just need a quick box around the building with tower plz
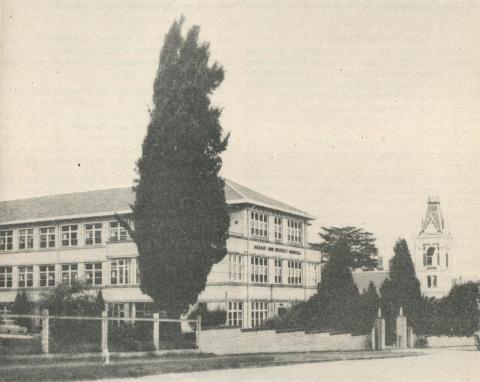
[414,196,453,298]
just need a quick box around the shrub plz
[188,303,226,328]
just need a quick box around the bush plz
[188,303,226,328]
[415,336,428,348]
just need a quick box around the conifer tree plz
[128,17,230,317]
[380,239,422,341]
[358,281,380,333]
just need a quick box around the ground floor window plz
[227,302,243,327]
[135,303,153,318]
[85,262,102,286]
[61,264,78,285]
[0,304,11,318]
[251,301,268,328]
[427,275,438,288]
[0,266,13,288]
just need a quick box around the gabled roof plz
[0,179,312,225]
[419,196,445,235]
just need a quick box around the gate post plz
[41,309,49,354]
[153,313,160,351]
[196,315,202,349]
[373,307,385,350]
[396,307,407,349]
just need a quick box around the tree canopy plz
[126,17,230,317]
[313,226,379,270]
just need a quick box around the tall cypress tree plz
[131,18,229,317]
[380,239,422,341]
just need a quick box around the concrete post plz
[396,307,407,349]
[41,309,49,354]
[373,307,385,350]
[407,326,415,348]
[196,315,202,349]
[101,311,108,352]
[153,313,160,351]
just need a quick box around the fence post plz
[101,310,109,364]
[41,309,49,354]
[153,313,160,351]
[196,315,202,349]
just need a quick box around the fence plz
[0,310,201,356]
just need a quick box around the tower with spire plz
[414,196,453,298]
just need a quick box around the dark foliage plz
[12,291,33,331]
[380,239,422,342]
[188,303,226,328]
[358,282,380,334]
[313,227,379,270]
[122,17,229,318]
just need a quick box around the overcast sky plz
[1,1,479,279]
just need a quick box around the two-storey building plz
[0,179,321,328]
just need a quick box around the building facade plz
[413,196,453,298]
[0,180,321,328]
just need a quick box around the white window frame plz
[18,266,34,288]
[85,262,102,286]
[250,256,268,283]
[0,230,13,251]
[274,217,283,240]
[85,223,102,245]
[287,220,303,244]
[251,301,268,328]
[39,265,55,287]
[61,225,78,247]
[61,263,78,285]
[40,226,56,249]
[250,211,268,238]
[135,303,153,318]
[110,258,131,285]
[18,228,34,250]
[109,221,128,242]
[288,260,303,285]
[227,301,243,327]
[274,259,282,284]
[0,266,13,288]
[228,254,244,281]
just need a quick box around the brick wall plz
[199,328,369,355]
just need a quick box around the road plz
[102,347,479,382]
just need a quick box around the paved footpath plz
[100,347,479,382]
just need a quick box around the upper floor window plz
[85,223,102,245]
[85,262,102,286]
[0,230,13,251]
[274,259,282,284]
[423,245,439,267]
[18,266,34,288]
[110,258,131,285]
[0,266,12,288]
[39,265,55,287]
[250,212,268,238]
[287,220,303,244]
[250,256,268,283]
[109,221,128,242]
[287,260,303,285]
[274,217,282,240]
[61,264,78,285]
[61,225,78,247]
[228,254,243,281]
[40,227,56,248]
[19,229,34,250]
[427,275,438,288]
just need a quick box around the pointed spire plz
[419,196,445,234]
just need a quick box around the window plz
[110,258,131,285]
[288,261,303,285]
[109,221,128,242]
[424,244,440,267]
[227,302,243,327]
[0,230,13,251]
[18,266,33,288]
[250,211,268,238]
[85,263,102,286]
[250,256,268,283]
[61,225,78,247]
[287,220,303,244]
[110,303,126,326]
[251,301,268,328]
[40,265,55,287]
[274,259,282,284]
[0,267,12,288]
[228,254,243,281]
[274,217,282,240]
[135,303,153,318]
[427,275,438,289]
[40,227,56,248]
[308,263,321,286]
[85,223,102,245]
[61,264,78,285]
[18,229,34,250]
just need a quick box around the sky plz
[1,1,479,279]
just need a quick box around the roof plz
[419,196,445,235]
[352,271,389,293]
[0,179,312,225]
